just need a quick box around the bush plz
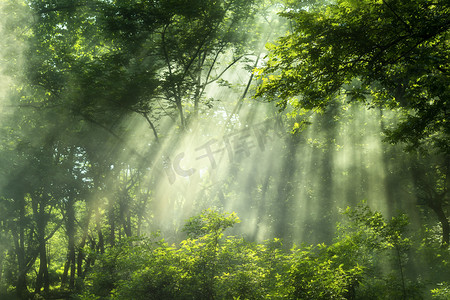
[80,205,435,300]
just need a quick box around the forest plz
[0,0,449,299]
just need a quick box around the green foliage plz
[342,202,411,251]
[81,234,182,300]
[255,0,450,153]
[1,1,450,299]
[286,244,363,299]
[432,282,450,300]
[80,205,440,300]
[183,209,240,238]
[335,202,426,300]
[81,210,243,300]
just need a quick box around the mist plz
[0,0,448,299]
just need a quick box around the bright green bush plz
[432,282,450,300]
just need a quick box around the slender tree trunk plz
[76,239,85,279]
[0,249,3,286]
[16,194,28,298]
[35,201,49,294]
[77,207,92,279]
[109,203,116,247]
[192,66,203,121]
[97,215,105,254]
[11,228,27,298]
[61,259,69,287]
[61,246,76,289]
[76,230,89,279]
[225,50,267,128]
[61,193,76,289]
[176,96,186,130]
[143,112,159,143]
[82,239,96,278]
[35,238,49,293]
[125,214,132,238]
[18,219,26,296]
[394,244,407,300]
[136,190,150,237]
[68,198,76,289]
[120,192,132,238]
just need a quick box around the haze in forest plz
[0,0,449,299]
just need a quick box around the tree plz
[409,154,450,248]
[254,0,450,248]
[98,0,259,132]
[255,0,450,154]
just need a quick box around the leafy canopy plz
[255,0,450,153]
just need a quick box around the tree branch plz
[205,54,246,85]
[142,112,159,143]
[381,0,412,34]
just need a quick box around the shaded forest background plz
[0,0,449,299]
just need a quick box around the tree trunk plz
[430,203,450,248]
[16,271,27,299]
[16,195,28,298]
[0,249,3,286]
[69,196,77,288]
[35,239,49,293]
[176,97,186,130]
[12,228,27,299]
[109,203,116,247]
[125,214,132,238]
[76,240,85,279]
[120,194,132,238]
[35,201,49,294]
[61,193,77,289]
[97,218,105,254]
[11,231,38,298]
[61,260,69,288]
[77,206,92,279]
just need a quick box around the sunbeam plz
[0,1,449,298]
